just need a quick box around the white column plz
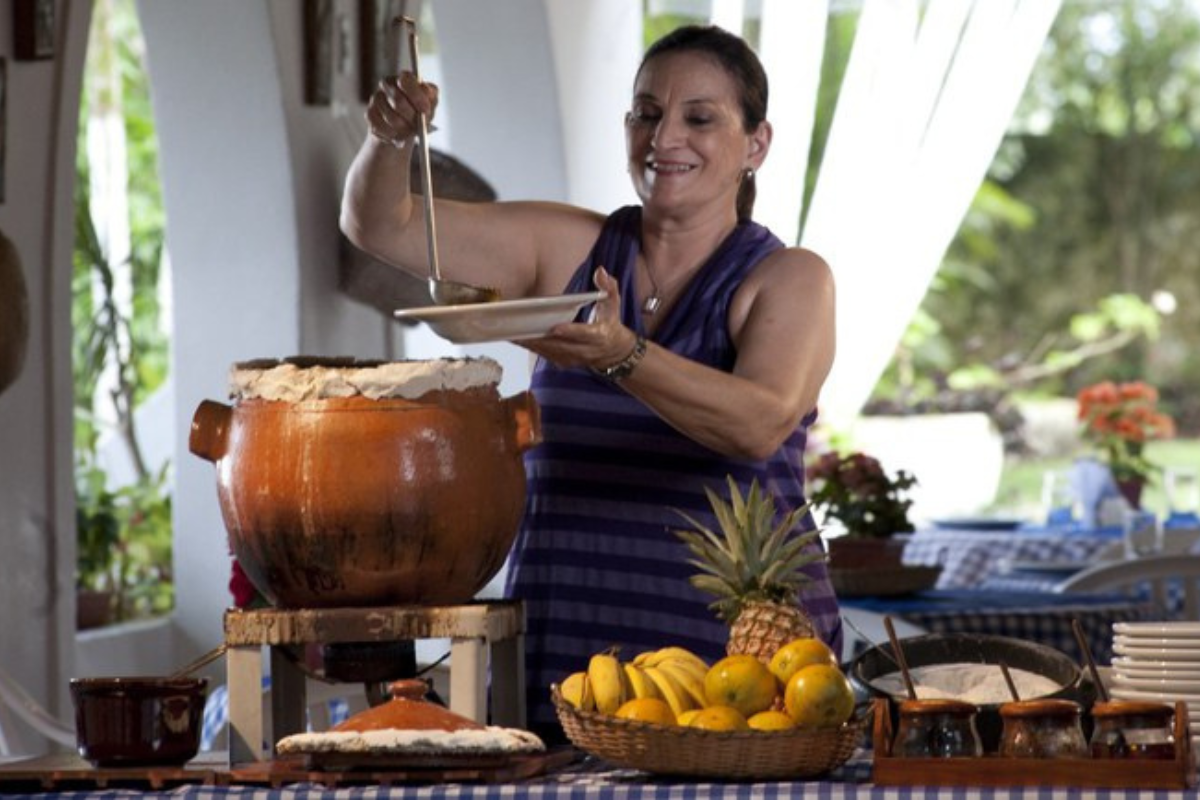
[756,0,829,245]
[543,0,643,212]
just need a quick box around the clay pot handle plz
[505,391,542,452]
[189,400,232,462]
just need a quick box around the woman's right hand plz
[366,71,440,148]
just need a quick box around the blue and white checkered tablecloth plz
[11,750,1198,799]
[902,528,1122,589]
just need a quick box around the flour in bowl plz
[870,663,1063,704]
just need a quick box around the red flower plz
[1077,380,1175,481]
[229,558,268,609]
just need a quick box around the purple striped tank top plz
[504,206,842,732]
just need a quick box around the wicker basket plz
[551,688,868,780]
[829,564,942,597]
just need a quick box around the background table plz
[901,527,1121,589]
[840,589,1157,663]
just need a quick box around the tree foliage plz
[872,0,1200,433]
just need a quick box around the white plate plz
[1113,621,1200,638]
[1111,674,1200,693]
[394,292,606,344]
[1115,635,1200,649]
[1110,686,1200,704]
[1112,641,1200,661]
[1112,656,1200,676]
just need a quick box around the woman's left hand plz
[521,267,639,371]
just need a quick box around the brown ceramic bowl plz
[70,677,208,767]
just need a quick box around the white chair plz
[839,607,929,663]
[1054,554,1200,619]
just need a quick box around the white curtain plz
[799,0,1061,429]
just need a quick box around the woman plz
[342,24,840,734]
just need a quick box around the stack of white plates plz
[1110,621,1200,757]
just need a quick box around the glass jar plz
[1090,700,1176,760]
[893,699,983,758]
[999,699,1088,758]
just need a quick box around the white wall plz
[0,0,89,752]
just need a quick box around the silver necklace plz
[642,262,662,314]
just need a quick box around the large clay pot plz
[189,357,541,608]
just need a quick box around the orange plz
[686,704,750,731]
[614,697,676,726]
[768,637,838,687]
[747,709,797,731]
[675,708,703,727]
[703,654,779,718]
[784,663,856,729]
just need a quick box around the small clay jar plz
[1090,700,1176,760]
[893,699,983,758]
[999,699,1088,758]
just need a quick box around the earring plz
[743,168,755,181]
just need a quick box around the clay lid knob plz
[388,679,432,701]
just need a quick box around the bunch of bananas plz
[560,646,710,718]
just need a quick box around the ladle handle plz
[884,615,918,700]
[1072,617,1110,702]
[396,16,441,283]
[999,662,1021,702]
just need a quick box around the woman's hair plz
[637,25,768,222]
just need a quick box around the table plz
[841,589,1157,664]
[902,527,1121,589]
[3,752,1196,798]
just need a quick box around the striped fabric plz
[505,206,841,733]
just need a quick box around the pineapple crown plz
[672,475,824,624]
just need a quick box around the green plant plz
[805,451,916,539]
[71,0,172,624]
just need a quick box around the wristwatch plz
[594,335,647,382]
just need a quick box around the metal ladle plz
[397,17,500,306]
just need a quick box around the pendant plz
[642,295,661,315]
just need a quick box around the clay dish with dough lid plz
[275,679,544,757]
[189,356,541,608]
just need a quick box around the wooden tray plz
[0,748,578,791]
[0,753,227,792]
[871,698,1196,789]
[231,748,579,787]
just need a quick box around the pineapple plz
[674,476,824,663]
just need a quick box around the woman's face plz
[626,50,767,221]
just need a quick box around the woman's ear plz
[748,120,773,169]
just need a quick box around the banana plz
[643,664,699,718]
[588,651,628,715]
[655,659,708,710]
[630,649,659,668]
[560,670,595,712]
[656,653,709,684]
[622,662,661,701]
[641,646,710,674]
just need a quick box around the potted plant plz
[806,451,917,570]
[1076,380,1175,509]
[75,466,120,629]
